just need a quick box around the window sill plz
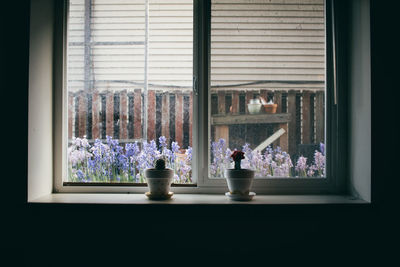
[29,193,368,205]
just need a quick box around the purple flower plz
[210,139,229,177]
[159,136,167,150]
[125,142,140,158]
[185,146,192,162]
[295,156,308,177]
[313,151,325,177]
[171,141,180,153]
[320,143,325,155]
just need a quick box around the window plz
[209,0,326,179]
[56,0,346,194]
[65,0,195,185]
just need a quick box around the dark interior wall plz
[1,0,399,265]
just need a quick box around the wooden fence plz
[210,89,325,157]
[69,89,324,156]
[68,89,193,148]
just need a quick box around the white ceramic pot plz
[144,168,174,195]
[247,103,262,114]
[224,169,255,195]
[249,98,261,104]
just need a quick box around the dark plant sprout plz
[155,158,166,170]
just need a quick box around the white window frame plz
[45,0,363,196]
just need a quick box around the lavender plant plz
[210,140,326,178]
[68,136,325,183]
[68,136,193,184]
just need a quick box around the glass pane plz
[66,0,194,184]
[210,0,326,178]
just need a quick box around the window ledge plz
[29,193,368,205]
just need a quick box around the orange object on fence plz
[264,103,277,114]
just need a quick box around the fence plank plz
[92,90,100,139]
[106,92,114,137]
[215,126,229,145]
[225,93,232,114]
[113,93,120,139]
[87,93,92,139]
[120,90,128,139]
[128,93,134,139]
[78,91,87,137]
[231,91,239,114]
[215,91,229,144]
[134,89,142,139]
[217,91,226,114]
[302,91,311,144]
[315,90,324,144]
[271,91,282,149]
[211,94,218,115]
[275,91,282,113]
[169,94,176,144]
[175,91,183,146]
[239,93,246,114]
[189,92,193,147]
[278,123,288,152]
[287,90,297,156]
[310,93,315,143]
[101,94,106,138]
[68,93,73,139]
[161,92,170,140]
[147,90,156,141]
[183,95,189,148]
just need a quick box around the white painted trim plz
[30,193,367,205]
[54,0,68,193]
[349,0,371,202]
[28,0,55,201]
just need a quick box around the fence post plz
[273,91,284,149]
[120,90,127,140]
[215,91,229,144]
[92,90,100,140]
[161,91,170,140]
[106,91,114,138]
[302,91,311,144]
[274,91,282,113]
[278,123,289,153]
[134,89,142,139]
[231,91,239,114]
[128,93,134,139]
[147,89,156,141]
[287,90,297,156]
[217,91,226,115]
[315,90,325,144]
[113,92,120,139]
[78,91,87,138]
[175,91,183,147]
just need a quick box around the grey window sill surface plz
[29,193,368,205]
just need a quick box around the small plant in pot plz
[224,151,256,201]
[144,158,174,200]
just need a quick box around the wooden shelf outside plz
[211,113,291,125]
